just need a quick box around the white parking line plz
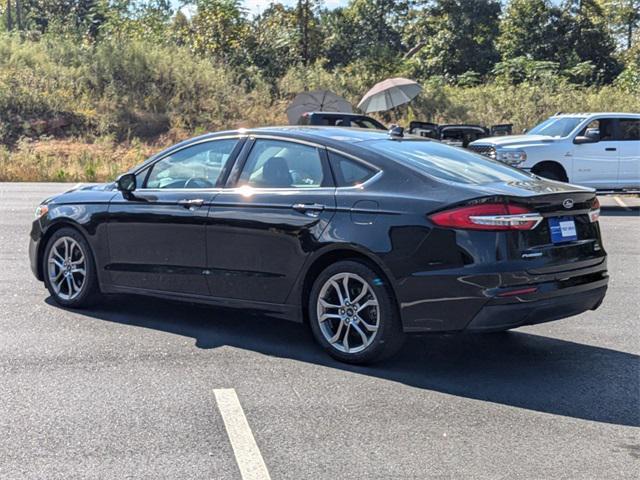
[613,196,630,209]
[214,388,271,480]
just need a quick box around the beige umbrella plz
[358,77,422,113]
[286,90,353,124]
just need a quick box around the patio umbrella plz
[286,90,353,124]
[357,78,422,113]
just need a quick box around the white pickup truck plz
[468,112,640,192]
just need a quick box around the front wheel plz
[534,168,563,181]
[43,227,99,308]
[308,260,404,364]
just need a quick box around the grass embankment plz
[1,35,638,182]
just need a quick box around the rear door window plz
[618,119,640,141]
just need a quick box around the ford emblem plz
[563,198,574,209]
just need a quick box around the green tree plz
[593,0,639,51]
[321,0,407,68]
[498,0,573,66]
[185,0,249,64]
[247,3,299,81]
[410,0,501,79]
[565,0,620,82]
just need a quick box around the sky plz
[241,0,347,15]
[171,1,348,17]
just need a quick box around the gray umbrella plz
[357,78,422,113]
[286,90,353,124]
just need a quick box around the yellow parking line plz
[214,388,271,480]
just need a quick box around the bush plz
[0,32,638,182]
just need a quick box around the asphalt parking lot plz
[1,183,638,480]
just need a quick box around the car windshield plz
[527,117,584,137]
[364,139,533,185]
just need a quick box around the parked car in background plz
[296,111,387,130]
[469,113,640,192]
[409,121,512,147]
[30,127,607,364]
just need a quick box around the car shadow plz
[600,205,640,217]
[46,295,640,428]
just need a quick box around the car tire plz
[308,260,404,364]
[43,227,99,308]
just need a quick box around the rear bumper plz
[465,279,607,332]
[400,255,608,333]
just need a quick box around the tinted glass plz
[618,119,640,141]
[579,119,615,141]
[329,152,376,186]
[364,139,533,185]
[239,140,325,188]
[135,169,148,188]
[146,139,238,189]
[352,119,379,129]
[528,117,584,137]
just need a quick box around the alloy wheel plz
[47,236,86,301]
[316,272,380,354]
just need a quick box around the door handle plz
[178,198,205,208]
[605,147,617,151]
[293,203,325,212]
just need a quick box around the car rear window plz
[363,139,534,185]
[328,151,377,186]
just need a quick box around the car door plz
[106,137,243,295]
[616,117,640,189]
[205,137,336,303]
[570,117,620,189]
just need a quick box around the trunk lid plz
[504,191,603,272]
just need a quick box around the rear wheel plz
[43,227,98,308]
[308,261,404,364]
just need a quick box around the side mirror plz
[522,128,528,134]
[573,135,598,145]
[116,173,136,192]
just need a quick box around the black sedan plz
[29,127,608,364]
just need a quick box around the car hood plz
[470,134,558,148]
[42,182,115,206]
[64,182,114,193]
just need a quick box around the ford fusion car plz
[29,127,608,364]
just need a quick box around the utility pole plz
[15,0,22,30]
[298,0,310,66]
[6,0,13,31]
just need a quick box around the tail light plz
[588,197,600,223]
[429,203,543,231]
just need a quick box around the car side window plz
[328,151,377,187]
[135,169,149,189]
[238,140,326,188]
[579,119,616,141]
[145,139,239,189]
[618,119,640,141]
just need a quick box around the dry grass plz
[0,133,189,182]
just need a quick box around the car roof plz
[305,112,372,117]
[552,112,640,119]
[246,125,392,143]
[130,126,397,171]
